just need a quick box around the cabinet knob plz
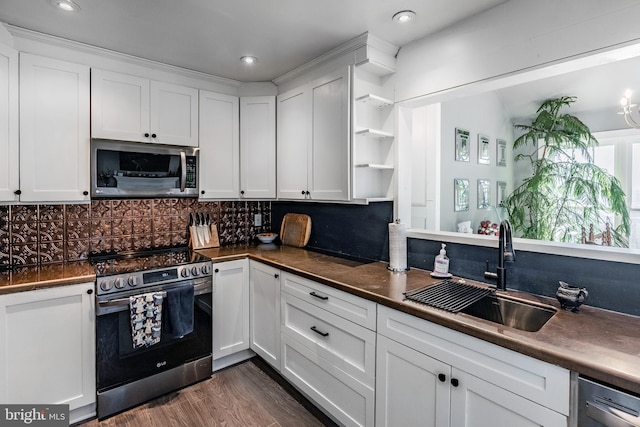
[240,190,245,195]
[201,190,205,195]
[274,273,279,278]
[306,191,310,196]
[151,133,157,138]
[83,191,89,196]
[87,289,93,295]
[214,268,219,273]
[13,189,21,195]
[438,374,446,382]
[144,133,150,138]
[301,190,306,195]
[451,378,459,387]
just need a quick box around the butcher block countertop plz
[1,244,639,396]
[199,244,640,395]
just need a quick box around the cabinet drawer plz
[281,272,376,330]
[281,333,374,427]
[282,292,375,387]
[377,305,570,415]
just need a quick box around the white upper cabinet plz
[277,86,309,200]
[91,69,198,147]
[277,67,350,201]
[240,96,276,199]
[19,53,90,202]
[0,42,18,202]
[199,90,239,199]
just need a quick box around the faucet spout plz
[485,219,516,291]
[497,219,515,290]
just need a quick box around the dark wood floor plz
[78,358,335,427]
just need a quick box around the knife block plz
[189,223,220,249]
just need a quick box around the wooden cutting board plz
[280,213,312,247]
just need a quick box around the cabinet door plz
[450,369,567,427]
[249,261,280,369]
[240,96,276,198]
[199,90,239,199]
[0,43,18,201]
[212,259,249,360]
[0,283,95,411]
[309,67,350,201]
[376,335,451,427]
[20,53,90,202]
[150,81,198,147]
[91,69,150,142]
[277,86,308,200]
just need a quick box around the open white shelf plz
[354,163,394,170]
[355,129,394,140]
[356,94,393,108]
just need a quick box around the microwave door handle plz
[180,151,186,192]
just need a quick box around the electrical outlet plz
[254,213,262,227]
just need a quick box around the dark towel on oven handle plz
[164,284,195,338]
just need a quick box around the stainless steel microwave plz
[90,139,198,198]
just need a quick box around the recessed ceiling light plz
[49,0,81,12]
[392,10,416,23]
[240,56,258,65]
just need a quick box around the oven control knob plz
[191,266,200,276]
[114,278,126,289]
[201,264,211,275]
[100,280,113,292]
[181,268,190,278]
[128,276,138,287]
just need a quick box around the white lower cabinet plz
[249,260,281,369]
[0,283,96,423]
[376,305,569,427]
[280,272,376,427]
[212,259,250,367]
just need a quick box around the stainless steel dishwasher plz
[579,377,640,426]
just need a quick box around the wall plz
[0,199,271,268]
[439,92,513,233]
[395,0,640,103]
[271,201,393,262]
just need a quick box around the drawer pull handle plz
[310,326,329,337]
[309,291,328,300]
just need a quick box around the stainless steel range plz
[92,247,213,419]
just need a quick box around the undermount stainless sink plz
[460,294,556,332]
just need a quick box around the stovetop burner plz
[91,247,209,277]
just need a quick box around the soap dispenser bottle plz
[433,243,450,277]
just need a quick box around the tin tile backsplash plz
[0,199,271,267]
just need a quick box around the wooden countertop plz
[199,245,640,395]
[2,245,638,395]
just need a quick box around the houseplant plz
[505,96,630,246]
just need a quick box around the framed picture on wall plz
[497,181,507,207]
[477,179,491,209]
[478,134,490,164]
[455,128,470,162]
[454,179,470,211]
[497,139,507,167]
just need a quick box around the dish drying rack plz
[404,279,494,313]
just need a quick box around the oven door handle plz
[99,291,168,309]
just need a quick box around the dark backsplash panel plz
[408,238,640,316]
[271,201,393,262]
[0,199,271,267]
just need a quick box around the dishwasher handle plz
[587,401,640,427]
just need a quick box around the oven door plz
[96,278,212,392]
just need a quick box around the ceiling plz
[0,0,508,82]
